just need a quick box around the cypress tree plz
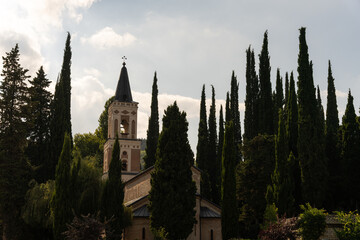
[217,105,224,200]
[317,86,325,137]
[144,72,159,169]
[49,32,73,180]
[267,109,295,216]
[258,31,273,135]
[149,102,196,240]
[27,66,52,182]
[196,85,211,198]
[341,91,360,210]
[225,92,231,123]
[284,72,289,112]
[325,61,340,210]
[274,68,284,134]
[230,71,242,162]
[286,72,301,209]
[0,44,31,239]
[101,135,124,239]
[208,85,219,203]
[51,132,72,240]
[297,27,327,207]
[221,121,238,240]
[244,47,259,141]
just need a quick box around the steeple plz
[115,60,133,102]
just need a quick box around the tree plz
[284,72,289,112]
[74,132,102,166]
[225,92,231,123]
[49,32,73,180]
[51,132,73,240]
[208,85,220,203]
[325,60,340,210]
[286,72,301,210]
[26,66,52,182]
[298,203,327,240]
[230,71,242,162]
[96,96,115,141]
[221,121,238,240]
[217,105,224,201]
[149,102,196,240]
[101,135,124,239]
[297,27,327,207]
[274,69,284,134]
[267,109,295,216]
[0,44,32,239]
[196,85,211,198]
[341,91,360,210]
[144,72,159,169]
[238,135,275,238]
[244,46,259,141]
[258,31,273,135]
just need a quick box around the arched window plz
[120,119,129,135]
[142,227,145,240]
[114,119,118,136]
[122,160,128,171]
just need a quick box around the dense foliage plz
[298,203,327,240]
[149,102,196,240]
[335,211,360,240]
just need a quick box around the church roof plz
[133,204,150,217]
[115,62,133,102]
[200,207,221,218]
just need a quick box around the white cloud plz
[321,89,347,100]
[0,0,97,76]
[81,27,137,49]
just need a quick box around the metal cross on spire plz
[122,56,127,66]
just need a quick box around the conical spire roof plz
[115,62,133,102]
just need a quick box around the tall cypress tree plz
[217,105,224,200]
[286,72,301,209]
[144,72,159,169]
[49,32,73,180]
[0,44,31,239]
[258,31,273,135]
[284,72,289,112]
[274,68,284,134]
[341,91,360,210]
[149,102,196,240]
[225,92,231,123]
[221,121,238,240]
[297,27,327,207]
[27,66,52,182]
[268,109,295,216]
[325,61,340,210]
[101,135,124,239]
[196,85,211,198]
[51,132,72,240]
[230,71,242,162]
[244,47,259,141]
[208,85,219,203]
[317,86,325,137]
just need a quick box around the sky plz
[0,0,360,153]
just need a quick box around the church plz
[103,61,222,240]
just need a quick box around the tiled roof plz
[133,205,150,217]
[200,207,221,218]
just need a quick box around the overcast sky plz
[1,0,360,152]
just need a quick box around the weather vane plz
[122,56,127,65]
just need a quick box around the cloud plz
[321,89,347,99]
[81,27,137,49]
[0,0,97,76]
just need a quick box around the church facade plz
[103,62,222,240]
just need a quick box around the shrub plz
[261,203,278,230]
[298,203,327,240]
[335,211,360,240]
[258,216,298,240]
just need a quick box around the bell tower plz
[103,59,141,181]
